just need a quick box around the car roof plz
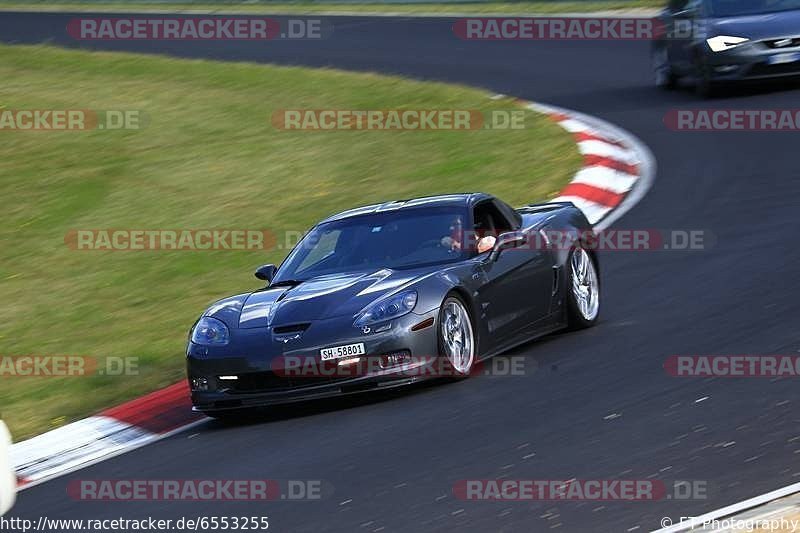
[319,193,494,223]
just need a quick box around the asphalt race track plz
[3,12,800,532]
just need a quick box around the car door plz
[473,201,555,341]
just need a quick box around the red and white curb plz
[9,99,655,492]
[521,99,656,231]
[12,382,204,491]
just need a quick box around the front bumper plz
[188,309,440,413]
[703,41,800,81]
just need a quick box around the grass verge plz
[0,1,663,15]
[0,43,580,440]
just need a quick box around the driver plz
[476,235,496,254]
[440,217,496,254]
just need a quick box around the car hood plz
[710,10,800,41]
[217,267,439,329]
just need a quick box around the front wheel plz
[566,246,600,329]
[438,295,476,378]
[652,46,677,90]
[694,58,719,98]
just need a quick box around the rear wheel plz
[566,246,600,329]
[438,295,476,378]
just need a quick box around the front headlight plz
[354,290,418,328]
[706,35,749,52]
[190,317,230,346]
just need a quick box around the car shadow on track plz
[553,78,800,114]
[197,326,595,432]
[674,77,800,100]
[199,380,447,431]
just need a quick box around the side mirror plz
[0,421,16,517]
[488,231,527,262]
[254,264,277,283]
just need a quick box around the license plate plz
[767,52,800,65]
[320,343,365,361]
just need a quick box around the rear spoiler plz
[516,201,576,215]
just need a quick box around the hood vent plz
[273,323,311,335]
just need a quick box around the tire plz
[437,294,477,378]
[694,58,718,98]
[566,246,600,329]
[652,46,678,90]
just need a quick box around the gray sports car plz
[653,0,800,96]
[187,194,600,418]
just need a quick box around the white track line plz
[16,419,208,492]
[653,482,800,532]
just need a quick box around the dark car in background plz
[653,0,800,96]
[187,194,600,418]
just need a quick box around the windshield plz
[274,207,471,282]
[709,0,800,16]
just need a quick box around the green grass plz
[0,44,580,441]
[0,0,663,15]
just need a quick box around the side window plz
[668,0,689,11]
[688,0,705,15]
[490,200,517,233]
[297,229,340,274]
[473,201,513,240]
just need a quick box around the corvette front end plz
[187,275,443,414]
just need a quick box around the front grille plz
[221,369,352,394]
[763,37,800,49]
